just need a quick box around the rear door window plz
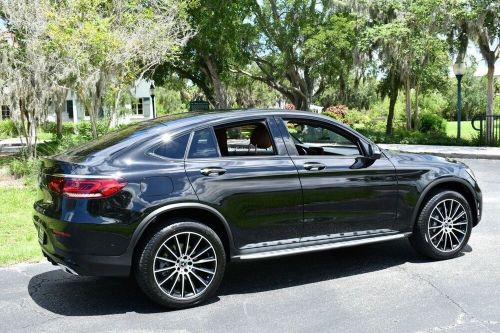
[214,121,276,156]
[188,128,219,159]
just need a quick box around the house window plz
[1,106,10,119]
[131,98,144,115]
[66,100,74,119]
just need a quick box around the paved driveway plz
[1,159,499,333]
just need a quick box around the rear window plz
[57,114,197,162]
[153,133,190,159]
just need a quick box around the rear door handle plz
[200,167,226,176]
[303,162,326,171]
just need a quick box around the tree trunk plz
[386,75,399,135]
[404,76,412,130]
[90,74,105,139]
[485,63,495,145]
[414,85,419,130]
[202,55,228,109]
[55,90,66,139]
[56,107,62,139]
[28,110,37,159]
[18,98,28,143]
[338,72,349,105]
[109,90,121,129]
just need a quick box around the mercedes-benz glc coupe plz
[34,110,482,308]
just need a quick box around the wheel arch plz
[412,178,479,229]
[130,203,235,263]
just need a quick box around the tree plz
[232,0,357,111]
[364,0,450,133]
[155,0,255,109]
[0,0,68,157]
[47,0,194,138]
[450,0,499,144]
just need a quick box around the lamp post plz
[453,60,466,140]
[149,83,156,119]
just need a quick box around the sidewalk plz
[379,144,500,160]
[0,138,47,154]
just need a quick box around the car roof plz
[156,109,341,132]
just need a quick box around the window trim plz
[278,116,365,158]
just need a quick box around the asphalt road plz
[1,159,499,333]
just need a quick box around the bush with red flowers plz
[323,105,352,125]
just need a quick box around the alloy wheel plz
[427,199,468,253]
[153,231,217,300]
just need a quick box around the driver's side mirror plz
[368,143,382,160]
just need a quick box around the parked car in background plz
[33,110,482,308]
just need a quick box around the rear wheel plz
[135,221,226,308]
[410,191,472,260]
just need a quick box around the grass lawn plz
[0,182,41,266]
[446,121,477,141]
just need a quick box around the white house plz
[46,79,156,125]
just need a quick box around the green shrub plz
[40,122,56,134]
[357,127,473,146]
[0,119,19,138]
[76,121,109,140]
[344,109,370,126]
[8,158,40,181]
[40,122,76,136]
[418,112,446,134]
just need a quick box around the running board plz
[235,233,411,260]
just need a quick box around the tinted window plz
[214,122,275,156]
[57,113,195,161]
[285,119,360,156]
[188,128,219,159]
[154,133,190,159]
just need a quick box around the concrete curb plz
[379,144,500,160]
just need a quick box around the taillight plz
[47,176,126,199]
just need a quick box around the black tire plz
[134,220,226,309]
[409,190,472,260]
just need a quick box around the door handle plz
[200,167,226,176]
[303,162,326,171]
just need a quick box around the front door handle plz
[303,162,326,171]
[200,167,226,176]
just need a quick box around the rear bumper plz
[33,210,132,277]
[40,246,131,277]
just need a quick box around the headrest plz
[250,125,272,149]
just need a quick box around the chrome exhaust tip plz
[58,264,79,276]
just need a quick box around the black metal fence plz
[471,115,500,146]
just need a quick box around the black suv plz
[34,110,482,308]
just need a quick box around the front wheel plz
[135,221,226,309]
[410,191,472,260]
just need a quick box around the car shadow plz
[27,239,471,316]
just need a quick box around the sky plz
[461,43,500,77]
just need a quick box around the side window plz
[153,133,190,159]
[188,128,219,159]
[214,121,276,156]
[285,119,360,156]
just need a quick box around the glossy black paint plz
[33,110,482,276]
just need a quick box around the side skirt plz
[232,232,411,260]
